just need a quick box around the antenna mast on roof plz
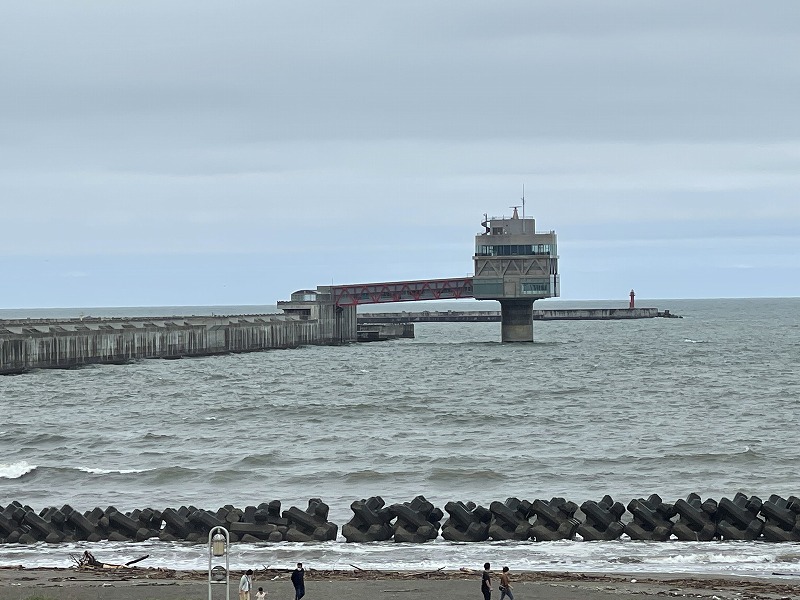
[522,184,526,232]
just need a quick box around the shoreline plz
[1,567,799,600]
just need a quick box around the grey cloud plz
[1,1,798,303]
[3,1,799,145]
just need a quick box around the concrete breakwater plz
[357,308,679,324]
[0,301,680,374]
[0,308,357,375]
[0,499,338,545]
[3,493,798,545]
[532,307,679,320]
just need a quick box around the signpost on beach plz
[208,526,231,600]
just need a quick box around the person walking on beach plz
[291,562,306,600]
[481,562,492,600]
[255,586,267,600]
[239,569,254,600]
[499,566,513,600]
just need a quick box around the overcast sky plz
[1,1,798,308]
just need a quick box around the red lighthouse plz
[629,289,635,309]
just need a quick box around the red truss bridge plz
[325,277,474,306]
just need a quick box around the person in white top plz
[239,569,254,600]
[255,586,267,600]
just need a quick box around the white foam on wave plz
[0,539,791,577]
[0,460,36,479]
[77,466,148,475]
[660,552,774,565]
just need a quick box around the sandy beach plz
[2,566,799,600]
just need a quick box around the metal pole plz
[208,529,213,600]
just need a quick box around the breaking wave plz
[0,461,37,479]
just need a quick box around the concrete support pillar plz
[499,299,534,342]
[332,305,357,344]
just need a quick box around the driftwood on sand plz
[70,550,149,570]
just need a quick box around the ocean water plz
[1,298,799,577]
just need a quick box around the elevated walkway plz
[320,278,474,306]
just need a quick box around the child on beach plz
[255,586,267,600]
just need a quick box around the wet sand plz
[2,567,800,600]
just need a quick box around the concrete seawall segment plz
[357,308,678,323]
[0,308,357,375]
[357,323,415,341]
[532,307,665,320]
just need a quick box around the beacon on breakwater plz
[473,207,559,341]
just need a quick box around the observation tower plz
[473,207,559,341]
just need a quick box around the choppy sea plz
[1,298,799,578]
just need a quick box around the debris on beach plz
[70,550,150,570]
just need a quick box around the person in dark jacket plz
[481,562,492,600]
[291,562,305,600]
